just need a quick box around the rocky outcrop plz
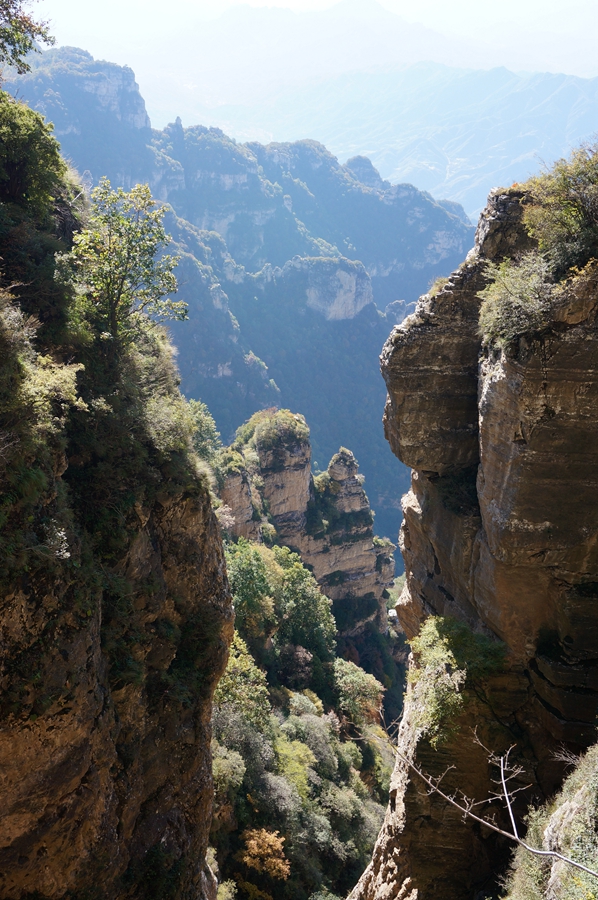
[220,412,395,635]
[0,485,233,900]
[351,187,598,900]
[285,256,374,321]
[219,469,261,541]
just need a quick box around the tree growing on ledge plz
[61,178,185,341]
[0,0,54,72]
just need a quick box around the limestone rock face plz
[0,488,233,899]
[258,438,313,524]
[303,258,374,321]
[222,429,395,635]
[220,469,261,541]
[352,187,598,900]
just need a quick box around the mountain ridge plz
[5,46,476,546]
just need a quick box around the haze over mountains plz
[6,45,476,547]
[189,63,598,217]
[39,0,598,216]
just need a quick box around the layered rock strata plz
[351,188,598,899]
[220,420,395,635]
[0,487,233,899]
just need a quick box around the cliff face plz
[0,490,233,900]
[219,413,395,637]
[0,92,234,897]
[351,188,598,900]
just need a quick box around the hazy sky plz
[39,0,597,51]
[33,0,598,129]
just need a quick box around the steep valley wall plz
[351,189,598,899]
[0,478,233,900]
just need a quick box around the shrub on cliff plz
[479,144,598,348]
[408,616,505,746]
[478,252,555,349]
[505,743,598,900]
[0,90,84,345]
[0,91,65,211]
[524,143,598,274]
[235,408,310,454]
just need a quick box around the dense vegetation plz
[211,538,394,900]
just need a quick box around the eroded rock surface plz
[221,421,395,635]
[0,487,233,899]
[351,188,598,900]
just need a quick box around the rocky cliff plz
[0,92,234,899]
[0,488,233,900]
[218,410,395,637]
[350,185,598,899]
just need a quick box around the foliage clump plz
[478,253,555,349]
[235,408,309,454]
[211,536,390,900]
[0,90,84,346]
[0,90,65,211]
[333,658,384,726]
[479,143,598,348]
[408,616,505,747]
[524,144,598,275]
[239,829,290,880]
[188,397,222,463]
[214,633,271,728]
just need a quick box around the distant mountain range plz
[165,63,598,218]
[39,0,598,217]
[4,46,475,548]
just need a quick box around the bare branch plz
[393,747,598,881]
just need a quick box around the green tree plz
[0,89,65,212]
[333,658,384,726]
[213,632,271,728]
[61,178,185,340]
[226,539,275,647]
[188,398,222,462]
[273,545,337,661]
[0,0,54,73]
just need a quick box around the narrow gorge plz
[3,10,598,900]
